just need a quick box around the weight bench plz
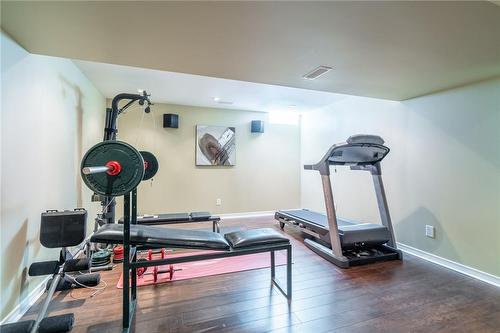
[117,211,221,232]
[91,223,292,332]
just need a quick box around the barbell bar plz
[82,161,122,176]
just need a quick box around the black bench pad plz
[118,212,219,225]
[91,225,290,251]
[225,228,289,249]
[190,211,212,220]
[91,224,230,250]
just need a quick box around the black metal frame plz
[121,189,292,333]
[101,92,152,225]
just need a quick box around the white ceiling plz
[2,1,500,101]
[74,60,347,113]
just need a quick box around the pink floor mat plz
[117,250,287,288]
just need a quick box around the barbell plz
[81,141,159,197]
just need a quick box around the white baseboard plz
[0,276,50,325]
[219,210,275,219]
[397,242,500,288]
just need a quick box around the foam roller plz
[38,313,74,333]
[74,273,100,287]
[63,258,90,272]
[46,277,72,291]
[47,273,100,291]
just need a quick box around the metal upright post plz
[371,163,397,248]
[321,175,344,258]
[131,189,137,301]
[123,192,130,330]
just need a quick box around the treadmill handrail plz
[303,137,389,176]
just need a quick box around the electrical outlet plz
[216,198,222,206]
[425,225,435,238]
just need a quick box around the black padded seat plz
[225,228,290,249]
[91,224,230,250]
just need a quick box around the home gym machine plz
[275,135,402,267]
[81,141,292,333]
[97,91,154,226]
[96,91,219,232]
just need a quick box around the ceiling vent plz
[303,66,333,80]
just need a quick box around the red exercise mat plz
[117,250,288,288]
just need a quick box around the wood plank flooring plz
[21,216,500,333]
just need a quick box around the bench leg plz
[271,245,292,300]
[213,220,221,233]
[270,251,275,279]
[287,244,292,299]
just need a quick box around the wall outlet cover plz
[425,225,435,238]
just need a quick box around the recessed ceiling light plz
[213,97,233,105]
[303,66,333,80]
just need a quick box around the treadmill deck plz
[275,209,391,247]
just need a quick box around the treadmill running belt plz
[278,209,355,228]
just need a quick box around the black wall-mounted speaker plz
[251,120,264,133]
[163,114,179,128]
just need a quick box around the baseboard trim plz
[0,276,50,325]
[397,242,500,288]
[219,210,275,219]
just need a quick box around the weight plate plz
[92,250,111,260]
[81,141,145,196]
[140,151,159,180]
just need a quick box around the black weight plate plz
[81,141,145,196]
[140,151,159,180]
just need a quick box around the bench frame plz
[121,189,292,333]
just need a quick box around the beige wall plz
[0,32,105,320]
[113,103,301,215]
[301,78,500,277]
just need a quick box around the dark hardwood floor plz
[22,216,500,333]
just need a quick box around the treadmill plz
[275,135,402,268]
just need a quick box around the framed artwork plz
[196,125,236,166]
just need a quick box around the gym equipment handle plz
[82,166,110,175]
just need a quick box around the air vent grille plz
[303,66,333,80]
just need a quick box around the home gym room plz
[1,1,499,332]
